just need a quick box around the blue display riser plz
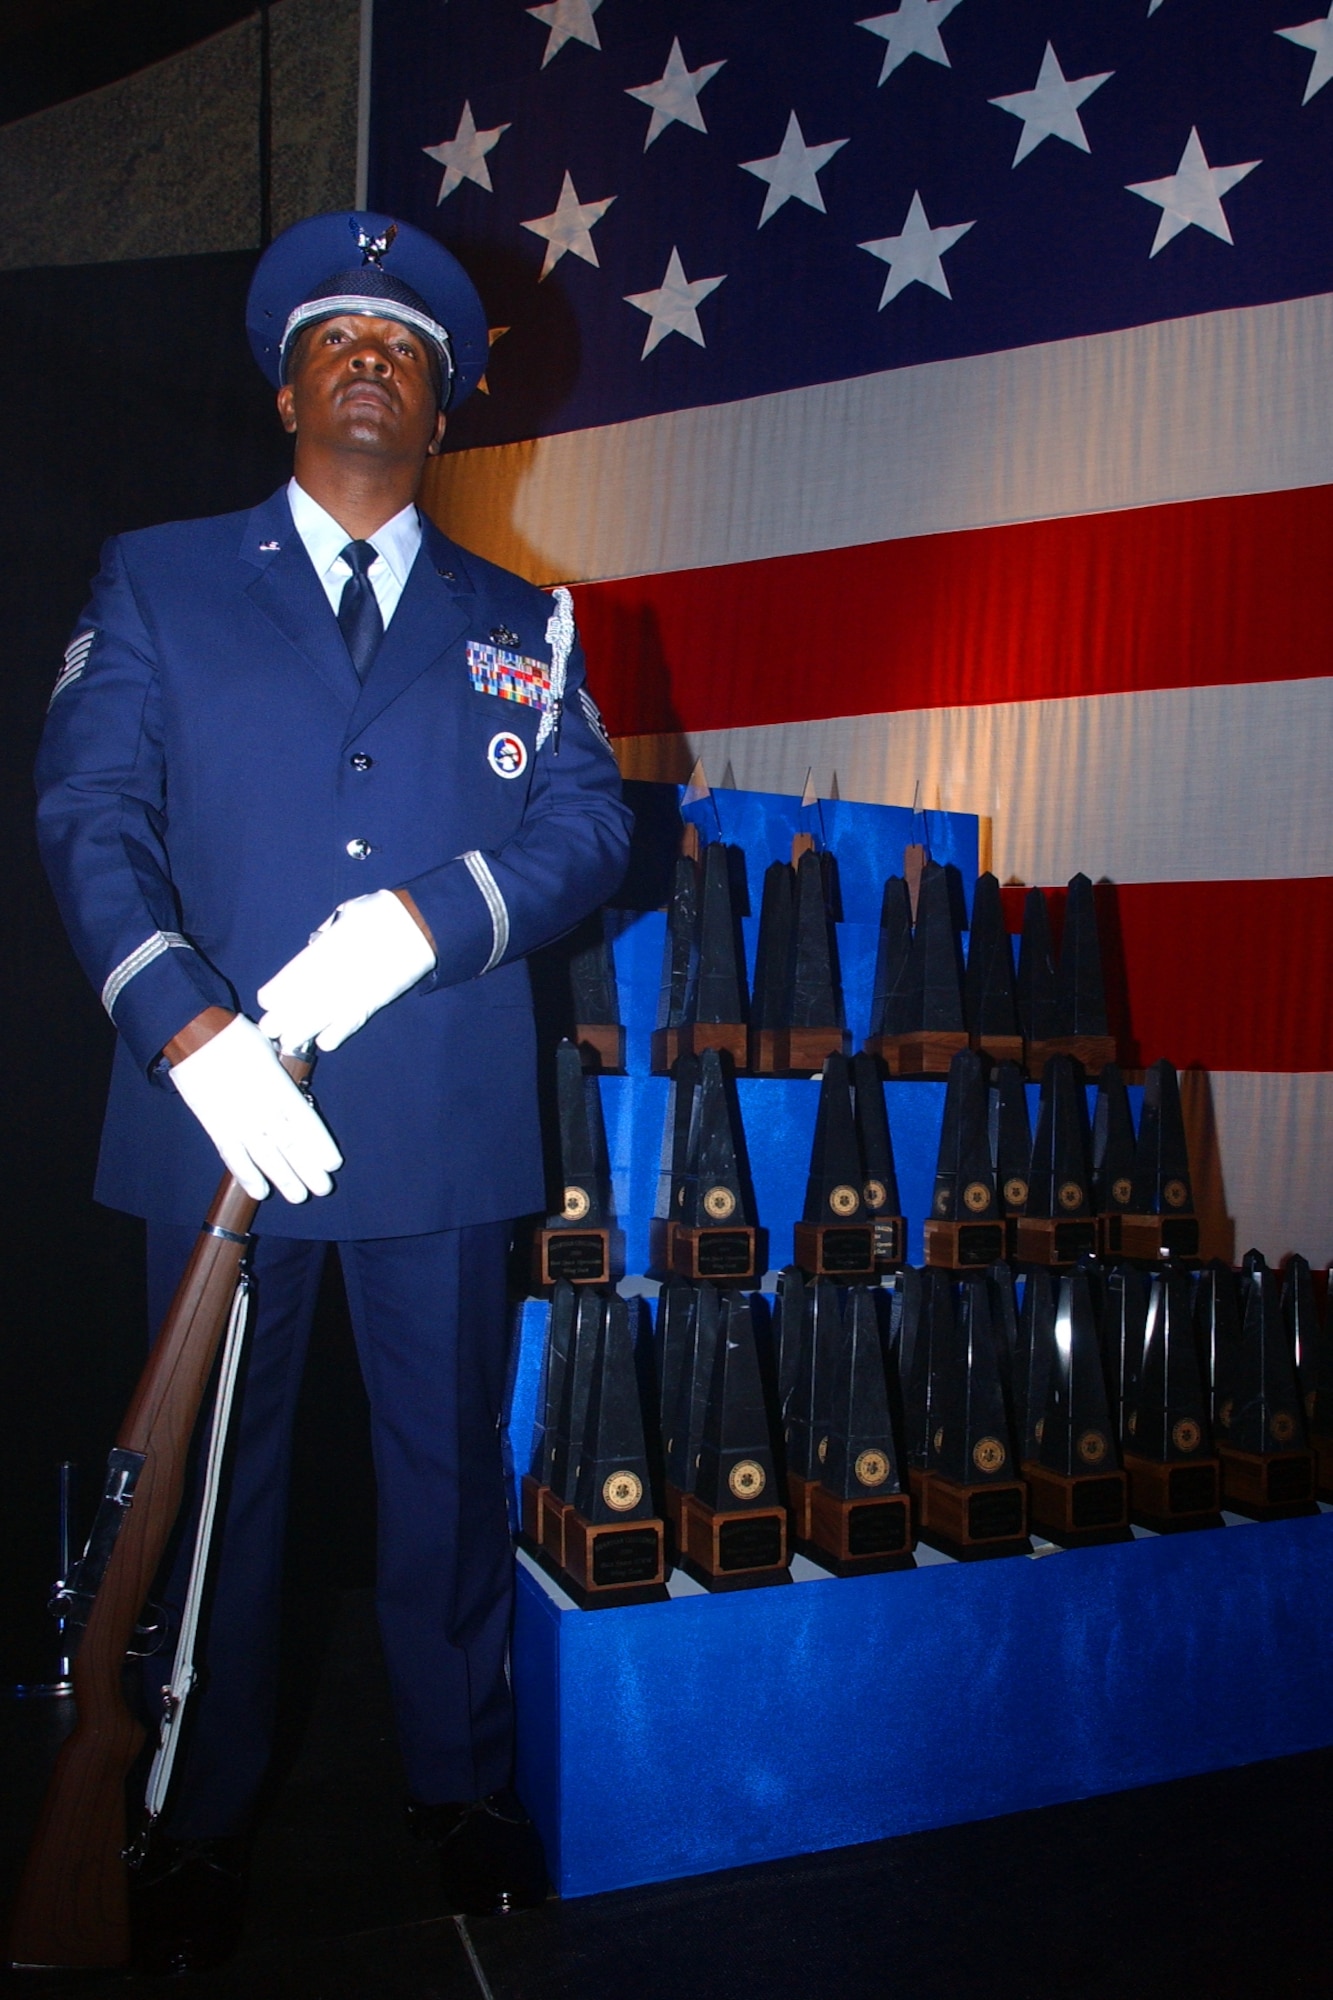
[511,1513,1333,1899]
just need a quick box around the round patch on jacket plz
[487,730,528,778]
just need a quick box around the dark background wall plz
[1,2,367,1680]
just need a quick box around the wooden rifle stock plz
[7,1054,310,1970]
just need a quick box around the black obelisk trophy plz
[990,1058,1032,1260]
[1103,1261,1148,1440]
[1287,1256,1333,1499]
[1213,1252,1315,1516]
[782,1275,842,1548]
[892,1265,940,1492]
[650,847,699,1074]
[1015,1055,1096,1266]
[1015,886,1058,1067]
[1120,1269,1220,1530]
[568,909,625,1072]
[753,844,846,1074]
[1023,1267,1127,1543]
[662,1280,718,1547]
[689,838,750,1069]
[652,1279,698,1541]
[863,874,914,1063]
[537,1285,604,1575]
[793,1055,876,1277]
[648,1051,700,1279]
[964,872,1023,1066]
[679,1290,790,1587]
[1027,873,1115,1076]
[748,859,794,1074]
[533,1038,614,1287]
[1118,1060,1200,1261]
[1012,1266,1057,1470]
[853,1051,906,1269]
[520,1279,578,1555]
[670,1047,760,1282]
[549,1294,667,1605]
[806,1287,912,1573]
[923,1049,1006,1269]
[873,860,968,1077]
[914,1276,1029,1558]
[1092,1063,1138,1258]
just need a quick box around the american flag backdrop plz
[368,0,1333,1264]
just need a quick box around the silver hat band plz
[279,296,457,392]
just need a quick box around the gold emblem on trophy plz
[863,1179,887,1210]
[703,1184,737,1221]
[829,1184,859,1217]
[1163,1178,1188,1209]
[973,1437,1006,1473]
[1077,1430,1108,1465]
[728,1459,766,1500]
[561,1185,591,1222]
[963,1181,990,1213]
[1058,1180,1084,1211]
[1171,1419,1202,1454]
[854,1449,890,1487]
[1003,1176,1028,1208]
[1112,1176,1132,1205]
[1270,1410,1297,1443]
[602,1470,643,1513]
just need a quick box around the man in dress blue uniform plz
[35,210,631,1968]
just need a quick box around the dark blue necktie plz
[336,540,384,680]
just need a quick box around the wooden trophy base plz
[1024,1035,1117,1078]
[519,1472,553,1556]
[669,1224,759,1283]
[575,1023,625,1073]
[923,1218,1007,1270]
[532,1225,611,1288]
[972,1034,1025,1068]
[1217,1444,1317,1519]
[1014,1216,1097,1267]
[867,1030,969,1079]
[805,1484,914,1574]
[1105,1213,1201,1262]
[1122,1452,1222,1532]
[786,1469,816,1545]
[792,1221,877,1279]
[1310,1432,1333,1502]
[749,1027,849,1076]
[651,1023,748,1075]
[677,1491,790,1590]
[909,1469,1030,1560]
[1022,1461,1129,1546]
[537,1491,668,1607]
[872,1215,906,1270]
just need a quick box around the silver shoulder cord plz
[142,1268,253,1823]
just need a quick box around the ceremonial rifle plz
[7,1052,311,1972]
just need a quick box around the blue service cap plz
[245,210,489,409]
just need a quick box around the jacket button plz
[350,752,373,772]
[346,838,373,859]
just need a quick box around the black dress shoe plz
[127,1831,250,1976]
[407,1789,549,1916]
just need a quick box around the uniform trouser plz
[144,1219,516,1839]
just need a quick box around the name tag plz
[467,640,553,711]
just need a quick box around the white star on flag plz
[527,0,602,68]
[1126,128,1260,257]
[989,43,1113,167]
[624,247,726,357]
[1148,0,1166,12]
[857,0,965,86]
[1277,7,1333,104]
[740,112,849,227]
[522,171,616,278]
[858,190,974,305]
[421,102,511,203]
[626,37,725,149]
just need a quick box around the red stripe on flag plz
[577,484,1333,737]
[1000,879,1333,1074]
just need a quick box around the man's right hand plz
[168,1014,342,1202]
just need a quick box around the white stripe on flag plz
[614,677,1333,890]
[424,290,1333,586]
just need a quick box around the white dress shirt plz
[286,477,422,631]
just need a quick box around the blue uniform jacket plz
[35,486,632,1238]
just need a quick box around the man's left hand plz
[257,889,436,1051]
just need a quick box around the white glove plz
[170,1014,342,1203]
[256,889,436,1054]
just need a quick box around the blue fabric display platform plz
[510,1511,1333,1899]
[503,782,1333,1899]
